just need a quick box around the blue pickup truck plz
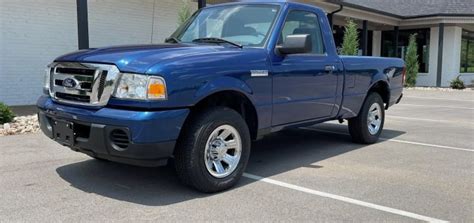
[37,1,404,192]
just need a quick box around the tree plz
[405,33,419,87]
[178,0,192,26]
[340,18,359,55]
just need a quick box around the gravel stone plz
[0,115,40,136]
[405,87,473,92]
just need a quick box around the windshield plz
[172,4,280,47]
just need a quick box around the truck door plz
[271,9,339,126]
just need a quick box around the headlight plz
[43,67,51,94]
[113,73,167,100]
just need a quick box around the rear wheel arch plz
[348,92,385,144]
[367,81,390,109]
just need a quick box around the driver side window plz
[278,10,325,54]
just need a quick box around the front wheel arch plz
[183,90,259,141]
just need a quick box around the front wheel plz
[174,107,251,193]
[348,92,385,144]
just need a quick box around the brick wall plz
[0,0,197,105]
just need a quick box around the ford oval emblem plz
[62,78,78,89]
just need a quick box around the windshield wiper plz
[192,37,242,48]
[165,37,181,43]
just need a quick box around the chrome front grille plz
[48,62,120,107]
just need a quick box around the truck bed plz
[338,56,405,119]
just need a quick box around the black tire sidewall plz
[360,93,385,142]
[177,107,251,192]
[349,93,385,144]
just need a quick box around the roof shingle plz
[328,0,474,18]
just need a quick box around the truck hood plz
[54,44,239,73]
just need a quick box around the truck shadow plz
[55,123,405,206]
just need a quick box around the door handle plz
[324,65,336,72]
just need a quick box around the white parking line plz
[243,173,448,223]
[302,128,474,152]
[388,115,472,125]
[386,138,474,152]
[399,103,474,110]
[404,96,474,103]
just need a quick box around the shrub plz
[450,75,465,89]
[340,18,359,56]
[178,0,192,26]
[0,102,15,124]
[404,33,419,87]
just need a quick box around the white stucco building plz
[0,0,198,105]
[0,0,473,106]
[307,0,474,88]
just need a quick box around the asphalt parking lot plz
[1,89,473,222]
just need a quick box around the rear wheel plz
[348,92,385,144]
[174,107,251,193]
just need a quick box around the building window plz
[460,30,474,73]
[381,29,430,73]
[332,25,373,56]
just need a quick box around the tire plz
[174,107,251,193]
[348,92,385,144]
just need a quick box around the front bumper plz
[37,96,190,167]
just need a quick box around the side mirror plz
[277,34,312,55]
